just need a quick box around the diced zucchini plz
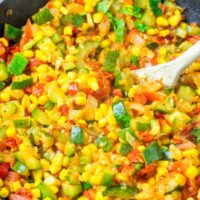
[134,0,148,9]
[146,42,158,50]
[62,183,83,198]
[0,82,6,91]
[142,9,156,26]
[25,156,41,170]
[14,151,26,164]
[96,135,112,152]
[149,0,162,16]
[41,131,54,149]
[57,131,68,143]
[136,122,151,131]
[152,101,173,114]
[38,182,56,200]
[143,141,163,164]
[112,100,131,128]
[8,53,28,76]
[51,33,63,44]
[4,23,22,42]
[120,143,132,156]
[101,173,113,186]
[150,119,160,135]
[177,85,196,102]
[0,62,9,82]
[32,108,51,125]
[82,182,92,190]
[190,127,200,137]
[12,161,29,176]
[0,126,7,142]
[70,126,84,144]
[2,102,18,117]
[14,118,32,128]
[32,8,54,25]
[103,186,137,198]
[71,14,85,27]
[44,100,55,110]
[11,76,33,90]
[130,54,139,66]
[118,128,136,145]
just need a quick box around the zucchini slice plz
[11,76,33,90]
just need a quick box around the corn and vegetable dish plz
[0,0,200,199]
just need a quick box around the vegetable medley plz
[0,0,200,199]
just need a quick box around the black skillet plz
[0,0,200,34]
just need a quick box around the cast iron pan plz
[0,0,200,35]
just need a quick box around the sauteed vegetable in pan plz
[0,0,200,199]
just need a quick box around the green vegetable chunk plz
[25,156,41,170]
[0,62,9,82]
[12,161,29,176]
[177,85,196,102]
[97,0,111,13]
[4,23,22,42]
[146,42,158,50]
[101,173,113,186]
[149,0,162,16]
[71,126,84,144]
[82,182,92,191]
[118,128,136,144]
[120,143,132,156]
[38,182,56,200]
[96,135,112,152]
[121,6,142,18]
[107,13,125,42]
[32,8,54,25]
[8,53,28,76]
[62,183,83,198]
[0,82,6,91]
[131,55,139,66]
[103,51,119,72]
[44,100,55,110]
[14,118,32,128]
[143,141,163,164]
[71,14,85,27]
[32,108,51,125]
[190,127,200,137]
[11,76,33,90]
[136,122,151,131]
[134,21,148,33]
[112,100,131,128]
[103,186,137,198]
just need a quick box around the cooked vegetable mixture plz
[0,0,200,199]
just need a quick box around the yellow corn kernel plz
[30,94,38,104]
[49,186,59,194]
[80,23,89,32]
[147,28,159,35]
[100,39,111,48]
[74,93,87,106]
[76,120,87,127]
[0,92,10,102]
[90,174,103,185]
[95,109,103,121]
[60,6,68,15]
[9,89,24,99]
[44,198,52,200]
[100,103,107,116]
[108,32,116,42]
[174,173,186,186]
[0,187,9,198]
[31,188,41,199]
[57,116,67,126]
[0,179,3,187]
[157,167,167,176]
[64,26,73,36]
[116,173,128,181]
[131,46,141,57]
[36,64,49,73]
[95,191,109,200]
[24,183,33,189]
[93,12,104,23]
[98,117,107,128]
[11,181,22,192]
[128,86,139,98]
[68,71,77,79]
[34,31,44,42]
[107,114,117,125]
[53,0,62,8]
[50,153,64,174]
[87,77,99,91]
[62,156,69,167]
[35,50,47,62]
[138,145,145,152]
[156,16,169,26]
[6,126,16,137]
[158,160,169,168]
[81,171,91,182]
[81,145,92,156]
[0,38,9,47]
[159,47,167,56]
[185,166,199,179]
[183,149,199,157]
[78,197,88,200]
[197,88,200,96]
[38,95,48,106]
[168,12,182,27]
[107,131,118,140]
[159,30,170,37]
[85,4,94,13]
[59,169,68,181]
[89,143,98,152]
[23,50,34,58]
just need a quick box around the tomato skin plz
[68,83,78,96]
[16,188,33,199]
[32,83,44,97]
[0,163,9,180]
[46,75,55,82]
[9,194,30,200]
[2,137,20,150]
[28,57,44,70]
[59,104,69,116]
[112,89,123,98]
[20,19,32,49]
[128,148,143,163]
[143,91,160,102]
[134,93,148,105]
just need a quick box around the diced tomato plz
[5,171,20,183]
[138,131,154,142]
[154,112,165,119]
[7,44,20,54]
[20,19,32,49]
[0,43,6,56]
[9,194,30,200]
[168,161,187,174]
[196,174,200,186]
[32,83,44,97]
[28,57,44,70]
[136,163,157,181]
[128,148,144,163]
[16,188,33,199]
[24,86,32,94]
[182,179,198,200]
[134,93,148,105]
[143,91,160,102]
[46,75,55,82]
[59,104,69,116]
[2,137,20,150]
[68,83,79,96]
[75,0,85,5]
[0,163,9,180]
[121,164,135,176]
[112,89,123,98]
[123,0,133,5]
[83,189,95,200]
[130,64,137,70]
[187,35,200,44]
